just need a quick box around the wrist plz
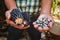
[9,7,17,10]
[40,10,51,15]
[40,12,51,16]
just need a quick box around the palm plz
[33,14,54,32]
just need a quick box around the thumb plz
[5,11,11,19]
[33,22,38,29]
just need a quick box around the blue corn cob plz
[10,9,30,26]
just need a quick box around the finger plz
[23,21,28,24]
[48,22,53,29]
[38,27,44,32]
[5,11,11,19]
[33,22,37,25]
[23,25,30,29]
[34,24,38,29]
[21,24,24,27]
[17,24,29,29]
[15,24,24,29]
[48,18,54,28]
[33,22,38,29]
[7,20,18,27]
[43,26,49,31]
[34,25,38,29]
[5,9,13,19]
[24,22,29,27]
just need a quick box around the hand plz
[33,14,54,32]
[5,9,30,29]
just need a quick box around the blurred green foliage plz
[52,0,60,12]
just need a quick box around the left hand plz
[33,14,54,32]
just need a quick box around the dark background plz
[0,0,7,37]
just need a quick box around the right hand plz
[5,9,30,29]
[33,14,54,32]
